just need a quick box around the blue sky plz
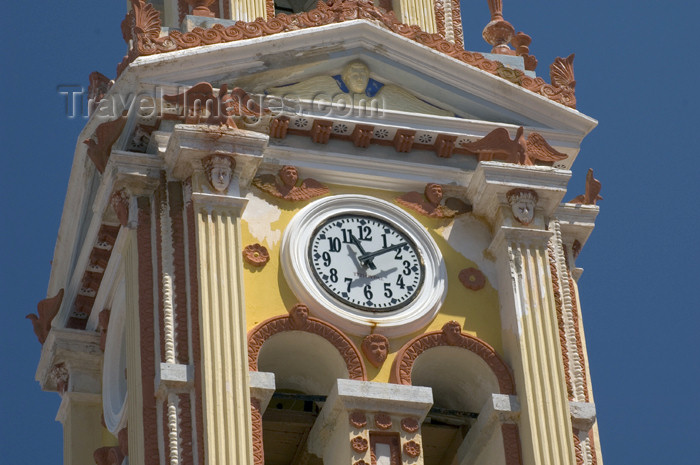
[2,1,698,464]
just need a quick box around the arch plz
[391,321,515,395]
[247,304,366,382]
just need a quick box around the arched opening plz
[258,331,349,465]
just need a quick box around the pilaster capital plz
[569,401,597,433]
[164,124,268,190]
[467,162,570,227]
[487,225,554,258]
[249,371,276,414]
[554,203,600,254]
[36,328,102,395]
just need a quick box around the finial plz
[483,0,515,55]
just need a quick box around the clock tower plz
[31,1,604,465]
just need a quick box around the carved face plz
[442,321,462,346]
[204,155,234,193]
[279,165,299,188]
[424,183,443,205]
[362,334,389,368]
[289,304,309,329]
[507,189,538,226]
[342,61,370,94]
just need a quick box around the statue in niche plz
[361,334,389,368]
[506,188,538,225]
[252,165,329,201]
[266,60,453,117]
[203,155,235,193]
[397,183,472,218]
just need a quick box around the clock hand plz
[358,242,408,263]
[349,235,377,270]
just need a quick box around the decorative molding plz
[400,417,419,433]
[374,412,392,430]
[501,423,524,465]
[391,321,515,395]
[351,435,369,453]
[247,304,367,381]
[402,440,421,458]
[396,183,471,218]
[361,334,389,368]
[242,243,270,267]
[252,165,329,201]
[27,289,64,344]
[117,0,576,108]
[458,268,486,291]
[251,398,264,465]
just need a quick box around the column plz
[228,0,268,22]
[166,124,268,465]
[393,0,438,33]
[469,162,576,465]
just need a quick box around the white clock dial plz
[309,215,424,312]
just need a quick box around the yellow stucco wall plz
[241,184,502,383]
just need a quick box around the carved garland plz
[391,321,515,395]
[118,0,576,108]
[247,309,367,381]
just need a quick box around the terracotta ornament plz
[506,188,538,226]
[572,240,582,258]
[511,32,537,71]
[83,116,127,173]
[403,440,421,458]
[349,411,368,428]
[459,268,486,291]
[117,427,129,458]
[186,0,215,17]
[117,0,576,108]
[88,71,114,114]
[569,168,603,205]
[462,127,567,166]
[482,0,515,55]
[202,154,235,193]
[397,183,472,218]
[401,417,419,433]
[441,321,464,346]
[98,309,111,352]
[269,116,290,139]
[351,436,369,453]
[163,82,266,128]
[252,166,329,201]
[393,129,415,153]
[27,289,64,344]
[251,398,264,465]
[288,303,310,330]
[353,461,369,465]
[242,244,270,267]
[374,412,392,430]
[311,120,333,144]
[248,307,366,381]
[352,124,374,148]
[93,445,125,465]
[110,189,130,227]
[361,334,389,368]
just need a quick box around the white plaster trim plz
[570,401,597,432]
[167,395,180,465]
[102,280,128,434]
[249,371,276,414]
[555,203,599,255]
[552,220,586,402]
[36,328,102,392]
[281,195,447,337]
[55,392,102,423]
[159,185,177,364]
[456,394,520,465]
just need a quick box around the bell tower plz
[31,1,603,465]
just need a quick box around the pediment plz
[120,20,596,138]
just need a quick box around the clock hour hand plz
[349,235,377,270]
[358,242,408,263]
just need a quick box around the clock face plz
[309,215,424,312]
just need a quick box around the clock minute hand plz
[349,235,377,270]
[358,242,408,263]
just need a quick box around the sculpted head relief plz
[203,155,235,193]
[342,61,370,94]
[506,188,538,225]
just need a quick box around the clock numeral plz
[344,278,353,292]
[402,260,412,275]
[381,233,388,248]
[329,268,338,283]
[341,229,354,244]
[383,283,393,298]
[328,237,341,252]
[396,275,405,289]
[363,284,373,300]
[357,225,372,241]
[394,248,403,260]
[322,251,331,266]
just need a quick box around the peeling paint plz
[437,215,498,289]
[241,193,282,247]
